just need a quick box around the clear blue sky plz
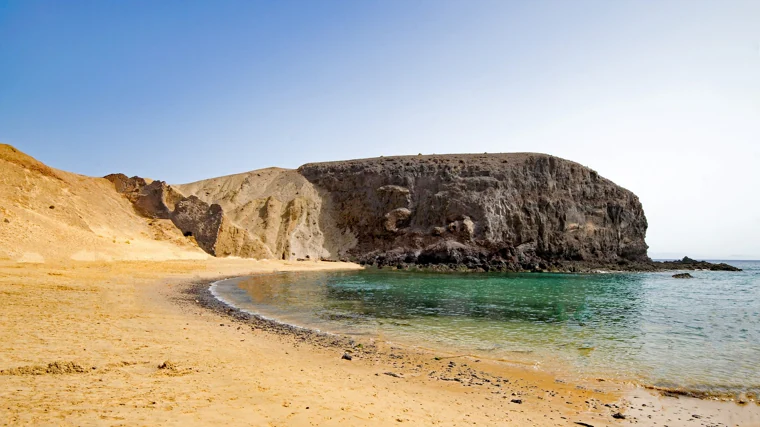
[1,0,758,258]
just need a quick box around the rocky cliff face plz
[107,153,653,271]
[299,153,650,271]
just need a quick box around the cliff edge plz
[299,153,649,271]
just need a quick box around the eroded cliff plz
[299,153,650,271]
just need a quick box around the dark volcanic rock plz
[672,273,694,279]
[170,196,226,254]
[299,153,649,271]
[170,196,270,258]
[657,256,741,272]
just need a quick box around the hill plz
[0,144,206,262]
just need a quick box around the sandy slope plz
[0,144,206,262]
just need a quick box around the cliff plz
[1,144,739,271]
[298,153,650,271]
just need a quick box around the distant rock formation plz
[659,257,740,272]
[103,153,741,272]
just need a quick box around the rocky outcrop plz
[105,173,272,258]
[104,173,147,195]
[104,174,183,219]
[133,181,184,219]
[659,257,741,272]
[170,196,270,258]
[298,153,650,271]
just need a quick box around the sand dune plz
[0,144,206,262]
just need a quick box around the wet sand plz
[1,259,758,426]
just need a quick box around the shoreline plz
[2,259,758,426]
[199,273,758,404]
[358,258,743,273]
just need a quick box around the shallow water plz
[214,261,760,396]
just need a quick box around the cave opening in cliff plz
[183,231,193,237]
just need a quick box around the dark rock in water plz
[657,257,741,272]
[341,353,352,361]
[672,273,694,279]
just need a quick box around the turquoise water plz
[213,261,760,396]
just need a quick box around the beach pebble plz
[341,353,352,361]
[612,412,626,419]
[511,399,522,404]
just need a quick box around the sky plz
[1,0,758,259]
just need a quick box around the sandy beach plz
[1,259,757,426]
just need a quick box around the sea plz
[212,260,760,398]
